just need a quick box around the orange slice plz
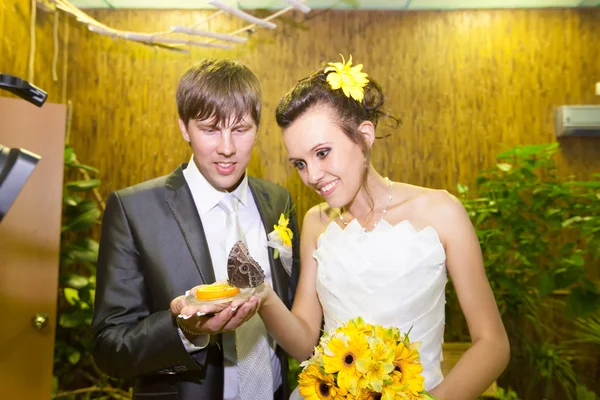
[196,283,240,301]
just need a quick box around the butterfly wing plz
[227,241,265,288]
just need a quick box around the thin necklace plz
[339,177,393,230]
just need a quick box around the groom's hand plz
[171,295,260,336]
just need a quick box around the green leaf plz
[475,176,488,185]
[63,273,89,289]
[553,265,584,291]
[62,239,99,265]
[63,288,80,306]
[65,179,101,192]
[456,183,468,194]
[62,208,101,233]
[63,199,98,218]
[63,192,81,207]
[520,166,537,179]
[64,199,78,208]
[566,287,600,318]
[58,310,88,328]
[546,142,560,151]
[575,384,599,400]
[71,163,100,174]
[497,143,558,160]
[339,0,360,7]
[76,199,99,213]
[51,376,58,397]
[562,216,582,228]
[497,163,512,172]
[538,272,554,296]
[475,212,488,226]
[64,145,76,165]
[66,347,81,365]
[564,181,600,188]
[546,208,561,217]
[565,253,584,267]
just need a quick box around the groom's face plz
[179,113,257,192]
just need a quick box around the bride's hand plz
[255,281,276,309]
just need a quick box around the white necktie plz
[218,194,273,400]
[219,194,245,250]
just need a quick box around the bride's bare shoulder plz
[393,182,459,209]
[303,203,338,232]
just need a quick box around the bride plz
[257,55,510,400]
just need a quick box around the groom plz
[92,58,300,400]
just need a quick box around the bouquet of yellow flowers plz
[297,317,436,400]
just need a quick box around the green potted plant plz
[447,143,600,400]
[52,145,130,399]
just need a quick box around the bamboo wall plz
[2,2,599,223]
[1,0,69,105]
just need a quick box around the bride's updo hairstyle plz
[275,55,400,167]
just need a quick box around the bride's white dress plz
[290,218,447,399]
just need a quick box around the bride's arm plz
[428,191,510,400]
[259,205,325,361]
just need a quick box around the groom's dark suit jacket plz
[91,165,300,400]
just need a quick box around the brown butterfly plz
[227,241,265,288]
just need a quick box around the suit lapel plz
[165,165,216,285]
[249,178,291,306]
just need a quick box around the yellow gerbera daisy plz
[324,54,369,102]
[392,343,425,397]
[380,372,413,400]
[298,364,337,400]
[323,331,371,396]
[360,390,385,400]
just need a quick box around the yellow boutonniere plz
[324,54,369,102]
[273,213,293,248]
[267,202,295,275]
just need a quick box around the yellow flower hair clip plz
[324,54,369,102]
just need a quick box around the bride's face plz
[283,105,367,208]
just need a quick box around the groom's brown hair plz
[176,58,262,128]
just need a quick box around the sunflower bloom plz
[361,390,388,400]
[298,364,337,400]
[392,342,425,398]
[324,54,369,102]
[381,371,410,400]
[323,332,371,395]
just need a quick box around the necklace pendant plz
[338,177,393,230]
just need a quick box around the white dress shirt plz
[180,157,281,399]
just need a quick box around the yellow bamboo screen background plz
[1,1,69,104]
[2,1,599,221]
